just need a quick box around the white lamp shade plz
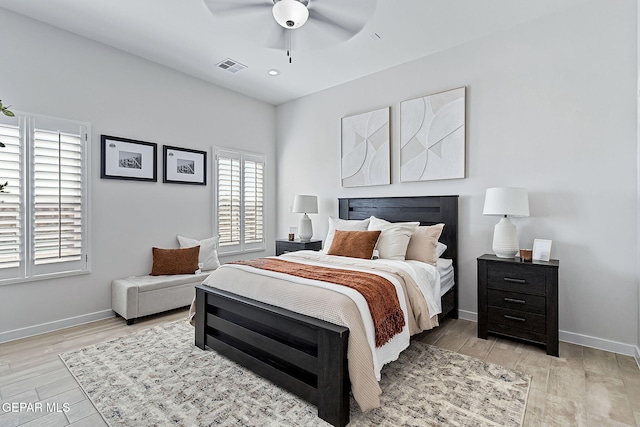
[292,195,318,214]
[272,0,309,29]
[483,187,529,217]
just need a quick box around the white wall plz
[637,0,640,362]
[277,0,639,353]
[0,9,277,340]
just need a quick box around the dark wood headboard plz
[338,195,458,260]
[338,195,459,318]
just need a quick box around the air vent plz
[216,58,247,73]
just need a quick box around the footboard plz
[194,284,350,427]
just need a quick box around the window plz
[0,113,90,284]
[215,148,264,254]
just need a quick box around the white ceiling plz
[0,0,586,105]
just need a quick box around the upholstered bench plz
[111,271,211,325]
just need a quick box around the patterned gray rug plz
[60,320,530,426]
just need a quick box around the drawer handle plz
[504,297,526,304]
[504,314,526,322]
[504,277,526,284]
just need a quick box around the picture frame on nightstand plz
[533,239,552,261]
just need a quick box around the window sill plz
[0,269,91,287]
[217,247,266,258]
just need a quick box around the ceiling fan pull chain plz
[287,30,292,63]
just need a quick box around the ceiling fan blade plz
[203,0,271,16]
[308,0,375,34]
[308,0,376,18]
[265,25,287,50]
[307,8,363,39]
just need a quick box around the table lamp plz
[292,195,318,242]
[483,187,529,258]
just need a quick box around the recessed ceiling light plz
[268,69,280,76]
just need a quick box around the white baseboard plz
[559,330,638,357]
[457,309,477,322]
[0,309,115,344]
[453,310,638,358]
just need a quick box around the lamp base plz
[492,216,519,258]
[299,213,313,242]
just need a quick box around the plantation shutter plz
[31,117,86,274]
[243,155,264,248]
[0,114,88,284]
[216,149,241,250]
[0,118,22,280]
[215,148,265,254]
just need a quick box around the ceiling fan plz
[203,0,377,62]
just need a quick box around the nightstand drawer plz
[487,289,546,314]
[277,242,302,253]
[275,239,323,256]
[488,307,546,334]
[487,263,546,295]
[486,321,547,345]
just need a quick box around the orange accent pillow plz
[326,230,381,259]
[150,246,200,276]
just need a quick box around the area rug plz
[60,321,530,426]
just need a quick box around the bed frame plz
[195,195,458,427]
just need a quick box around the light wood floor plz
[1,310,639,426]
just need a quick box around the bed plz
[194,195,458,427]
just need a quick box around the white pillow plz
[177,235,220,271]
[436,242,448,258]
[323,217,371,253]
[368,216,419,260]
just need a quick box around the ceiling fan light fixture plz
[272,0,309,29]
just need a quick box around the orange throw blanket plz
[230,258,405,347]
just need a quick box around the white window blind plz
[0,122,22,276]
[0,114,89,284]
[243,157,264,245]
[33,126,83,265]
[217,151,241,247]
[215,148,265,254]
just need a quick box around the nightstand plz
[275,239,322,256]
[477,254,559,356]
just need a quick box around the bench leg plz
[126,318,135,325]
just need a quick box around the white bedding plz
[229,255,411,380]
[260,251,444,378]
[199,250,448,410]
[373,258,442,318]
[438,258,455,296]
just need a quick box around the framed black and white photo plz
[163,145,207,185]
[533,239,553,262]
[101,135,157,181]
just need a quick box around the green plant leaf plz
[0,100,15,117]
